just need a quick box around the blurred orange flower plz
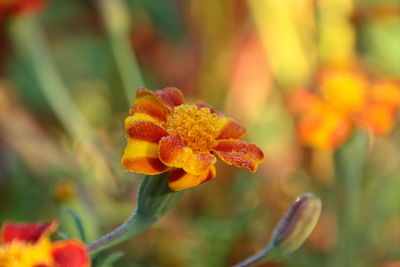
[290,68,400,149]
[121,88,264,191]
[0,221,89,267]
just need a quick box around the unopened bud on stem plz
[233,193,321,267]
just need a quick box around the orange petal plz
[159,135,216,175]
[136,87,185,109]
[52,240,90,267]
[357,102,396,136]
[127,120,169,142]
[129,94,170,123]
[216,117,246,140]
[212,140,264,172]
[298,110,351,149]
[1,221,57,244]
[168,166,216,191]
[122,139,169,175]
[369,80,400,108]
[287,90,323,114]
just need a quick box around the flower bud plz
[233,193,321,267]
[270,192,321,255]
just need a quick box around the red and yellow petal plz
[212,140,264,172]
[158,135,216,175]
[0,221,57,244]
[122,138,169,175]
[128,94,170,124]
[126,120,169,142]
[168,166,216,191]
[216,117,246,140]
[136,87,185,109]
[51,240,90,267]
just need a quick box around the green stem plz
[98,0,145,106]
[86,209,155,253]
[232,245,275,267]
[334,130,368,267]
[87,173,183,253]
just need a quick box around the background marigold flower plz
[319,69,368,114]
[297,106,351,149]
[0,221,90,267]
[290,68,400,149]
[121,87,264,191]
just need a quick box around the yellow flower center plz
[165,104,219,152]
[0,239,54,267]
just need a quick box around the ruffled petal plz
[216,117,246,140]
[168,166,216,191]
[128,94,170,123]
[0,221,57,244]
[212,140,264,172]
[126,120,169,142]
[122,139,169,175]
[137,87,185,109]
[51,240,90,267]
[158,135,216,175]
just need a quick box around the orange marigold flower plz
[121,88,264,191]
[0,221,90,267]
[289,68,400,149]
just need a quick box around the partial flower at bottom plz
[121,87,264,191]
[0,221,89,267]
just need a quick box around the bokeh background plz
[1,0,400,266]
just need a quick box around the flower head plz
[0,221,89,267]
[290,68,400,149]
[122,88,264,191]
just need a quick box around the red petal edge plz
[52,240,90,267]
[1,221,57,244]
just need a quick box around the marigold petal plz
[195,101,219,114]
[126,120,169,142]
[122,139,169,174]
[168,166,216,191]
[51,240,90,267]
[1,221,57,244]
[159,135,216,175]
[357,102,396,136]
[288,90,323,114]
[129,94,170,123]
[136,87,185,109]
[298,110,351,149]
[370,80,400,108]
[212,140,264,172]
[216,117,246,140]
